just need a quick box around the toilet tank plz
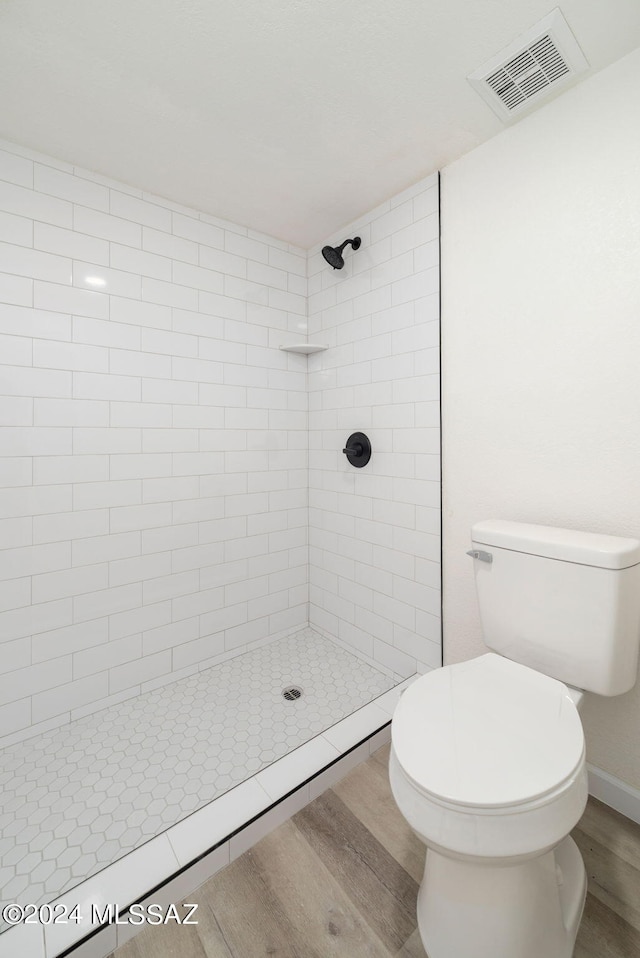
[469,520,640,696]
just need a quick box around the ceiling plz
[0,1,639,247]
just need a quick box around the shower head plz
[321,236,361,270]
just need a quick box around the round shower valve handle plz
[343,441,363,456]
[342,432,371,468]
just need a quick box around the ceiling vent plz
[467,8,589,121]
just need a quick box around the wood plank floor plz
[111,744,640,958]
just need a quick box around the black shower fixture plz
[321,236,361,270]
[343,432,371,468]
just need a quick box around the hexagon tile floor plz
[0,627,395,931]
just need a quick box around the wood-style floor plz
[111,744,640,958]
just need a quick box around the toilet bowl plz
[390,520,640,958]
[390,654,589,958]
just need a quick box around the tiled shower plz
[0,139,440,956]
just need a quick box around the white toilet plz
[390,520,640,958]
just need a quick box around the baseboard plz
[587,764,640,826]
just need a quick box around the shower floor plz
[0,627,395,932]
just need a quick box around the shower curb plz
[62,724,394,958]
[4,677,417,958]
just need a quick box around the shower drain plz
[282,685,303,701]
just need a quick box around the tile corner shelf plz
[279,343,329,354]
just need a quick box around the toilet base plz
[417,836,587,958]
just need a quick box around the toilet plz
[390,520,640,958]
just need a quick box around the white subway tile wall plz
[307,174,441,676]
[0,141,442,745]
[0,140,309,745]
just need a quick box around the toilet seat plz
[389,654,589,861]
[392,653,585,810]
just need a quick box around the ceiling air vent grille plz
[486,36,570,112]
[468,9,588,121]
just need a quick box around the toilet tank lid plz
[472,520,640,570]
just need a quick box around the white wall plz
[307,174,441,677]
[441,48,640,789]
[0,140,308,745]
